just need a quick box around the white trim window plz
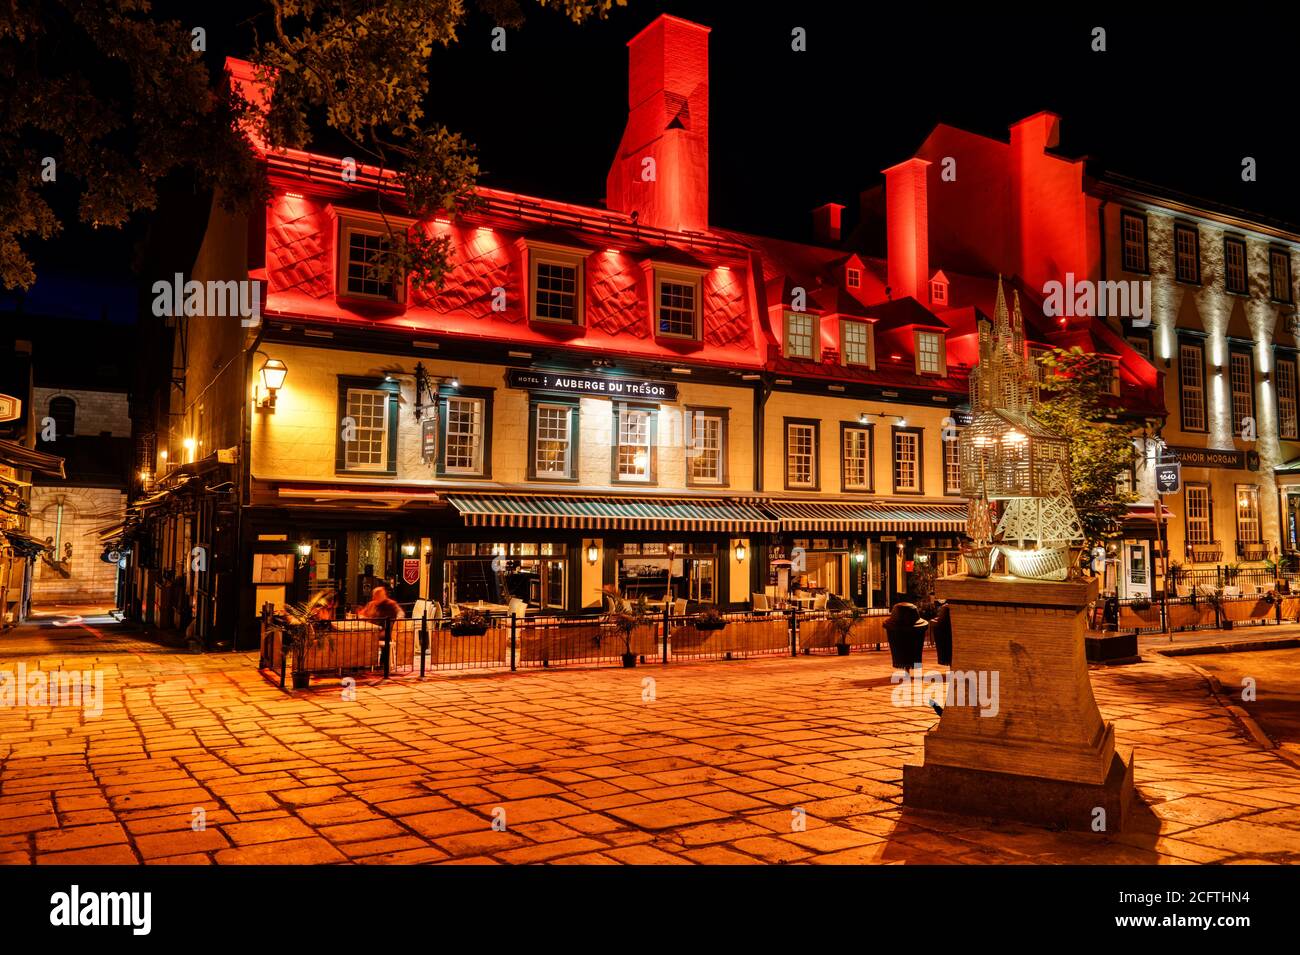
[616,408,652,482]
[943,433,961,494]
[688,413,724,485]
[1236,485,1261,545]
[846,267,861,289]
[1230,352,1254,430]
[930,279,948,305]
[1185,485,1211,546]
[444,396,485,474]
[535,260,580,323]
[843,427,871,491]
[344,388,389,471]
[1121,211,1148,272]
[534,404,573,478]
[1224,237,1248,294]
[1174,222,1200,284]
[784,311,817,360]
[1179,343,1206,432]
[343,228,398,300]
[786,422,817,488]
[656,275,700,338]
[842,321,873,367]
[894,430,920,492]
[1278,358,1298,440]
[915,331,945,375]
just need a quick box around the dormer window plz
[929,270,950,306]
[915,330,946,375]
[841,320,874,367]
[846,267,861,289]
[336,217,410,305]
[784,311,819,360]
[523,241,587,326]
[650,265,704,340]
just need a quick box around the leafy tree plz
[1034,346,1138,546]
[1,0,625,292]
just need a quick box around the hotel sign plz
[1166,446,1245,470]
[506,369,678,401]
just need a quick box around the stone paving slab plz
[1,617,1299,864]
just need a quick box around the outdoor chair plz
[752,593,771,613]
[672,598,688,618]
[1223,585,1240,598]
[812,593,829,612]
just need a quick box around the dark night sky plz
[6,2,1298,321]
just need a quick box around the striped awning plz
[446,494,777,532]
[767,500,968,533]
[0,439,64,479]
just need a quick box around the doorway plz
[1123,541,1151,600]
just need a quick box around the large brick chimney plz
[883,157,931,301]
[606,15,710,234]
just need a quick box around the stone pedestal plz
[903,574,1135,831]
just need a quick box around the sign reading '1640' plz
[506,369,678,401]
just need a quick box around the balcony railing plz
[1186,540,1222,564]
[1236,542,1271,562]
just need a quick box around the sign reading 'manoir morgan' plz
[506,369,678,401]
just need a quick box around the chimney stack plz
[606,15,711,233]
[812,203,845,244]
[883,157,931,301]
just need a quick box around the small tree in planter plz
[281,602,333,690]
[449,608,490,636]
[1204,589,1232,630]
[830,606,865,655]
[610,596,654,667]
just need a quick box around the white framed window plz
[842,321,873,367]
[1230,352,1254,430]
[846,267,861,289]
[1235,485,1261,545]
[652,267,703,339]
[1121,210,1148,272]
[1179,342,1206,432]
[688,412,725,486]
[1278,357,1298,440]
[526,242,586,325]
[443,396,485,475]
[930,279,948,306]
[785,421,818,489]
[943,433,961,494]
[915,331,945,375]
[784,311,817,360]
[893,429,921,493]
[616,407,653,482]
[1174,223,1200,284]
[1224,237,1248,294]
[342,228,400,301]
[344,388,390,471]
[1271,248,1293,303]
[1185,484,1211,546]
[842,426,872,491]
[533,404,574,479]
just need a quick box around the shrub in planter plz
[610,596,654,667]
[449,609,490,636]
[831,606,865,655]
[1130,597,1152,613]
[693,608,728,631]
[279,602,333,690]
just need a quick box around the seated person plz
[358,585,404,620]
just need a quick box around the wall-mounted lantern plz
[734,541,747,562]
[586,542,600,564]
[296,540,312,568]
[258,358,288,411]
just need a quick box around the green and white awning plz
[766,500,968,533]
[446,494,777,532]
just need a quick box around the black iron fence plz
[259,604,904,688]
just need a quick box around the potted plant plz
[830,606,864,655]
[1224,563,1241,586]
[611,596,653,667]
[1130,596,1152,613]
[693,607,727,631]
[1204,588,1232,630]
[281,602,333,690]
[449,608,490,636]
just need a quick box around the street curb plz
[1150,636,1300,657]
[1156,653,1300,772]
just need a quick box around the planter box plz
[1085,632,1138,664]
[519,623,657,665]
[429,628,508,666]
[670,618,789,657]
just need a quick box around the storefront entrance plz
[1122,541,1152,600]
